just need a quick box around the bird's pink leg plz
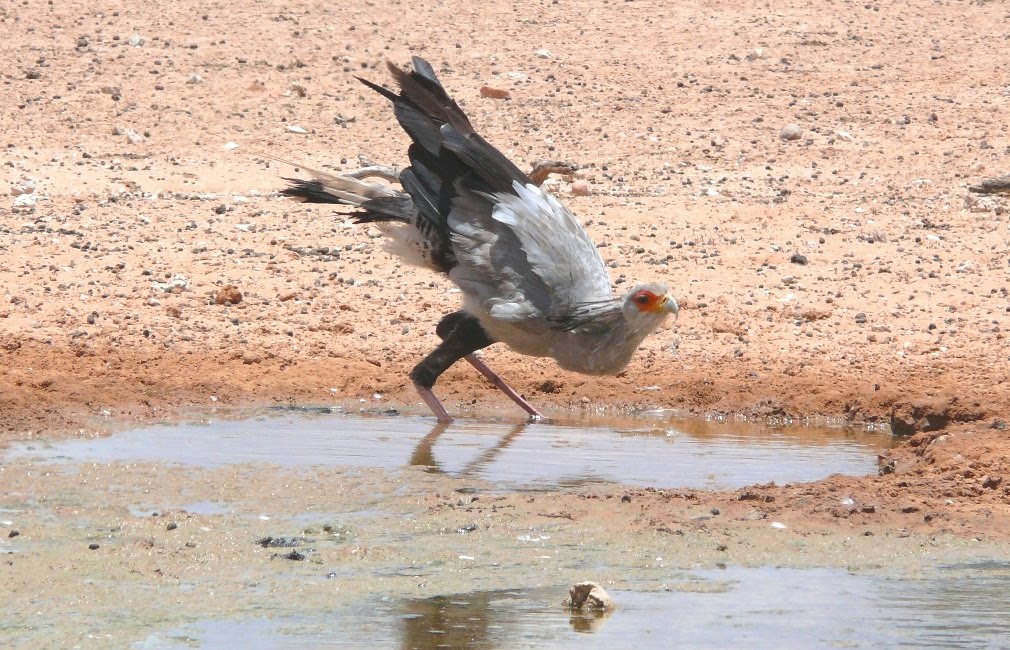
[464,354,544,420]
[414,384,452,423]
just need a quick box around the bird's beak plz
[661,295,679,321]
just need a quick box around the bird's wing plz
[351,57,613,318]
[447,176,613,323]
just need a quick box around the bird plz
[281,56,679,422]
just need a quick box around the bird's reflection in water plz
[408,421,529,476]
[399,589,612,649]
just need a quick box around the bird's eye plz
[634,292,652,305]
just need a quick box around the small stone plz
[854,312,867,324]
[25,69,42,80]
[285,125,307,134]
[215,285,243,305]
[166,522,178,531]
[780,124,803,141]
[88,543,100,550]
[223,141,239,151]
[278,291,299,302]
[534,48,553,59]
[566,582,615,611]
[13,193,38,212]
[10,178,36,196]
[186,74,205,84]
[836,130,853,142]
[127,34,145,47]
[7,530,18,538]
[790,253,808,265]
[479,85,511,100]
[571,180,590,196]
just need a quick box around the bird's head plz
[621,282,679,327]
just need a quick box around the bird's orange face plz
[631,289,670,313]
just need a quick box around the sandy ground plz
[3,0,1010,644]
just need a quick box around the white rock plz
[223,141,239,151]
[151,273,190,293]
[780,124,803,141]
[836,130,853,142]
[186,74,204,85]
[285,125,307,134]
[13,193,37,210]
[534,48,552,59]
[127,34,145,47]
[11,178,36,196]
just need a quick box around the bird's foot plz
[414,384,452,423]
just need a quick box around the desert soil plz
[3,0,1010,644]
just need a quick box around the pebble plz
[223,141,239,151]
[215,285,243,305]
[186,74,205,85]
[127,34,145,47]
[780,124,803,141]
[13,193,37,212]
[571,180,590,196]
[836,130,853,142]
[566,582,615,611]
[790,253,808,265]
[479,85,511,100]
[534,48,553,59]
[152,273,190,293]
[10,178,36,196]
[285,125,307,134]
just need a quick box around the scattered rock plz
[566,582,614,611]
[285,125,307,134]
[10,178,36,196]
[12,193,38,213]
[790,253,808,265]
[257,536,308,548]
[780,124,803,141]
[968,173,1010,195]
[127,34,145,47]
[215,285,243,305]
[479,85,510,100]
[152,274,190,293]
[571,180,590,196]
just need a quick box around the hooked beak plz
[660,294,680,321]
